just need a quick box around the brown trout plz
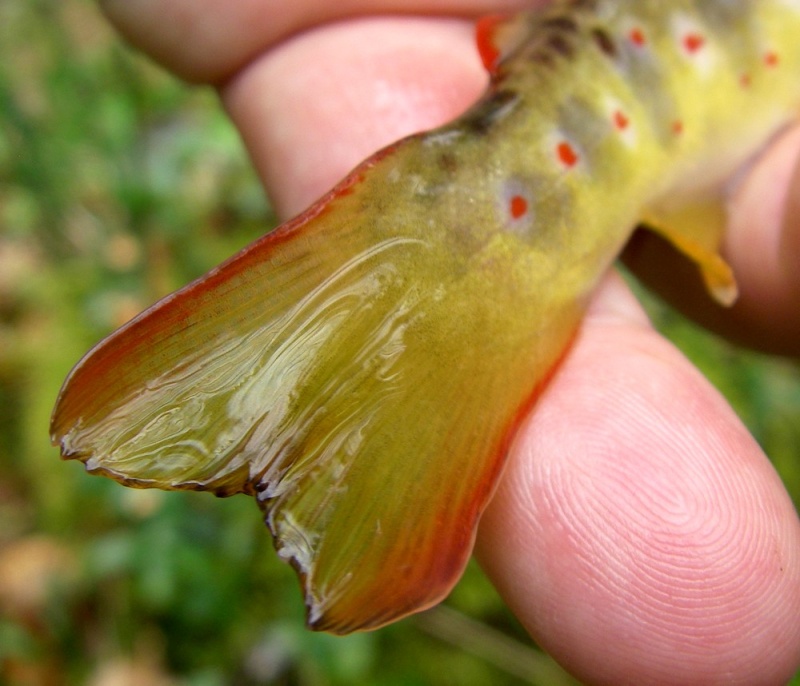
[50,0,800,633]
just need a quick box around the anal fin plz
[640,198,738,307]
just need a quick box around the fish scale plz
[51,0,800,633]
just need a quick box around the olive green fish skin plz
[458,0,800,255]
[51,0,800,634]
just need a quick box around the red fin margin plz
[475,15,508,74]
[475,13,529,75]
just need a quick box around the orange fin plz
[641,198,738,306]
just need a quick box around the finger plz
[622,123,800,356]
[99,0,535,83]
[476,273,800,685]
[221,16,487,217]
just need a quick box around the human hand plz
[100,0,800,682]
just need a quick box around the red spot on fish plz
[740,73,752,88]
[683,33,705,53]
[509,195,528,219]
[476,15,508,74]
[672,121,684,135]
[613,110,630,131]
[764,51,779,67]
[557,141,579,168]
[629,28,646,47]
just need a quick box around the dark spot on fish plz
[437,152,458,173]
[529,49,558,68]
[547,32,575,59]
[541,16,579,33]
[592,27,617,57]
[460,89,520,135]
[567,0,598,10]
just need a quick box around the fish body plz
[51,0,800,633]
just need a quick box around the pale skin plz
[100,1,800,683]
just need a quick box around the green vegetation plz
[0,1,797,684]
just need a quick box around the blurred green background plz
[0,1,797,684]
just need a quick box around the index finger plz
[99,0,537,83]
